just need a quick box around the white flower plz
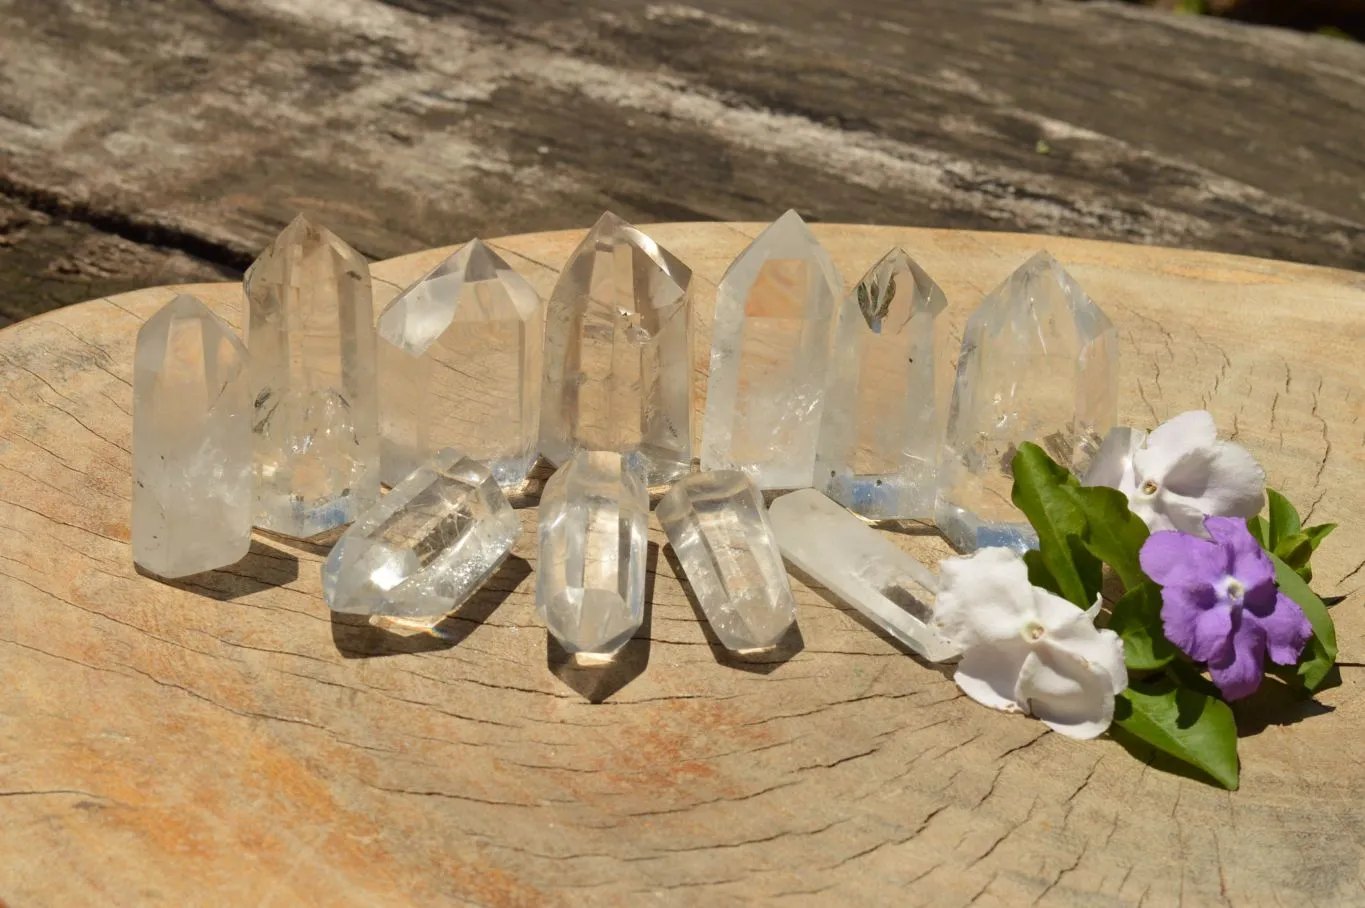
[1081,410,1265,537]
[934,548,1127,740]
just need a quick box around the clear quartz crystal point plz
[817,248,950,519]
[245,214,380,538]
[701,210,843,490]
[378,239,544,489]
[132,294,252,578]
[539,213,694,486]
[657,470,796,653]
[936,252,1118,553]
[321,449,520,620]
[536,451,648,660]
[769,489,959,662]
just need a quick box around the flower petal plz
[954,640,1031,713]
[1147,490,1217,537]
[1159,582,1222,659]
[934,547,1035,648]
[1081,426,1145,492]
[1133,410,1217,481]
[1190,603,1235,665]
[1247,590,1313,666]
[1208,615,1267,701]
[1015,647,1117,739]
[1159,443,1265,527]
[1140,530,1229,588]
[1043,609,1129,696]
[1204,516,1274,590]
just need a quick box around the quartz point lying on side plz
[536,451,648,660]
[769,489,959,662]
[657,470,796,653]
[817,248,951,519]
[322,449,521,620]
[936,252,1118,553]
[132,294,252,578]
[539,213,694,486]
[701,210,843,490]
[378,239,544,489]
[245,214,380,538]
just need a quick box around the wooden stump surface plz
[2,223,1364,906]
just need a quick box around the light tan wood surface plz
[2,223,1363,906]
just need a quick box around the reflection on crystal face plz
[701,210,843,490]
[379,239,544,489]
[132,294,253,578]
[935,252,1118,553]
[818,248,951,519]
[322,449,520,620]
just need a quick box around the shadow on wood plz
[135,539,299,601]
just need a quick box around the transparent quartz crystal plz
[701,210,843,489]
[378,239,543,489]
[322,449,520,620]
[132,294,252,578]
[936,252,1118,552]
[817,248,950,519]
[539,213,693,486]
[536,451,648,660]
[244,214,380,537]
[769,489,958,662]
[657,470,796,652]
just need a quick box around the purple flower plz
[1139,516,1312,701]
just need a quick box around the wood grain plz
[1,223,1363,906]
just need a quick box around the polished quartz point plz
[701,210,843,490]
[378,239,544,489]
[132,294,252,578]
[818,248,950,519]
[769,489,959,662]
[539,213,694,486]
[536,451,648,660]
[657,470,796,653]
[322,449,520,620]
[245,214,380,538]
[936,252,1118,553]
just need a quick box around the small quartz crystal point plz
[657,470,797,653]
[817,248,951,519]
[378,239,544,489]
[244,214,380,538]
[536,451,648,661]
[539,213,694,486]
[769,489,959,662]
[701,210,843,490]
[132,294,252,578]
[322,449,521,621]
[936,252,1118,553]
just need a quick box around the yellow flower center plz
[1022,621,1046,642]
[1225,578,1246,602]
[1140,479,1159,496]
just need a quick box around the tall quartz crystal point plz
[321,449,520,621]
[539,213,694,486]
[536,451,648,661]
[245,215,380,538]
[936,252,1118,552]
[701,210,843,489]
[817,248,950,519]
[132,294,252,578]
[658,470,797,653]
[378,239,544,489]
[769,489,959,662]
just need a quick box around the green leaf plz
[1266,488,1301,550]
[1010,444,1097,607]
[1274,533,1315,582]
[1301,522,1337,550]
[1023,549,1064,600]
[1071,484,1150,591]
[1272,553,1337,693]
[1108,582,1176,670]
[1246,516,1268,549]
[1112,677,1239,790]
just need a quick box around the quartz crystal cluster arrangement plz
[131,210,1117,664]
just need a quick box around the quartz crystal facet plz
[701,210,842,489]
[132,294,252,578]
[378,239,544,489]
[539,213,694,486]
[536,451,648,659]
[817,248,950,519]
[769,489,959,662]
[936,252,1118,553]
[245,215,380,537]
[657,470,796,652]
[322,449,520,620]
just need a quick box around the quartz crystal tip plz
[536,450,649,659]
[658,470,796,653]
[322,449,521,621]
